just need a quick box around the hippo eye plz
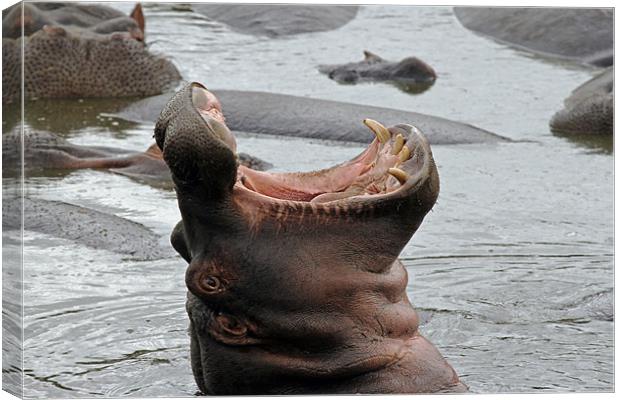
[201,275,221,292]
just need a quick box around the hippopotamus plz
[191,4,358,37]
[319,51,437,93]
[2,2,181,103]
[114,90,509,145]
[453,7,613,67]
[2,197,171,260]
[2,128,272,186]
[155,82,467,394]
[550,68,613,136]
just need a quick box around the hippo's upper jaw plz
[157,82,463,394]
[157,82,439,222]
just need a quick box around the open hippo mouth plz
[237,116,436,206]
[155,83,458,395]
[156,82,439,223]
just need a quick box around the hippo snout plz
[155,83,238,196]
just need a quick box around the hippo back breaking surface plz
[3,4,612,397]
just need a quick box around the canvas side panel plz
[2,1,25,398]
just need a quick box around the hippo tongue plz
[233,118,418,205]
[235,140,378,201]
[238,169,323,202]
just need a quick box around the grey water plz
[2,4,613,397]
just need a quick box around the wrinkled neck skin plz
[158,82,464,394]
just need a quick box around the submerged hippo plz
[192,4,359,37]
[3,128,169,183]
[319,51,437,93]
[550,68,613,136]
[115,90,509,144]
[453,7,613,67]
[2,197,171,260]
[155,82,466,394]
[2,128,272,186]
[2,2,181,103]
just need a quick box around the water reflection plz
[3,3,613,397]
[552,130,613,154]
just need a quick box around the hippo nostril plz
[192,86,211,110]
[191,85,236,151]
[192,84,223,115]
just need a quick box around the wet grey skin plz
[156,82,467,394]
[452,8,613,136]
[2,197,171,260]
[2,2,181,103]
[191,4,359,37]
[550,68,613,136]
[453,7,613,67]
[1,128,272,187]
[319,51,437,93]
[116,90,509,145]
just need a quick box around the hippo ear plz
[8,4,39,37]
[130,3,145,34]
[144,143,163,159]
[363,50,384,63]
[171,221,191,262]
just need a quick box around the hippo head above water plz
[319,50,437,93]
[2,2,181,102]
[155,82,466,394]
[3,2,145,40]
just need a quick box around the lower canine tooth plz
[398,145,411,162]
[363,119,390,144]
[388,168,409,184]
[391,134,405,155]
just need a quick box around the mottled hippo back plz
[2,3,181,103]
[550,68,613,136]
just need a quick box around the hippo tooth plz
[363,118,390,144]
[388,167,409,184]
[391,134,405,155]
[398,145,411,162]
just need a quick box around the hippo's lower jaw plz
[156,82,465,394]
